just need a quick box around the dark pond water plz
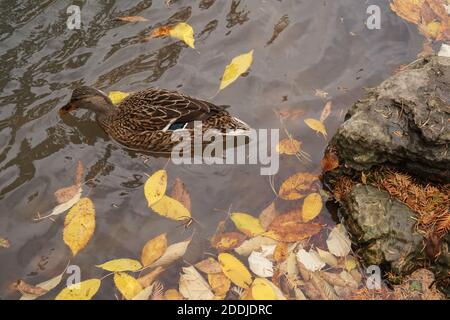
[0,0,424,299]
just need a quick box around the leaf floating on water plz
[218,253,253,289]
[149,238,191,268]
[234,236,277,257]
[301,193,323,222]
[115,16,149,22]
[55,279,101,300]
[144,169,167,207]
[36,187,82,221]
[278,172,318,200]
[114,272,143,300]
[108,91,130,105]
[132,283,155,300]
[248,251,274,278]
[231,212,265,237]
[19,267,67,300]
[96,258,142,272]
[326,224,352,257]
[0,237,10,249]
[14,280,48,297]
[179,266,214,300]
[276,138,301,155]
[320,101,332,122]
[141,233,167,267]
[219,50,254,91]
[251,278,277,300]
[170,178,191,212]
[195,258,222,274]
[151,23,195,48]
[304,118,327,138]
[137,266,165,288]
[150,195,191,221]
[211,232,247,251]
[63,198,96,256]
[265,212,322,242]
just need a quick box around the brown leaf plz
[195,258,222,274]
[258,202,278,230]
[211,232,247,251]
[13,280,48,296]
[170,178,191,212]
[54,185,80,204]
[321,150,339,173]
[320,101,332,122]
[137,266,165,288]
[149,26,173,38]
[115,16,149,22]
[74,160,84,187]
[274,108,305,121]
[273,242,289,262]
[278,172,319,200]
[276,138,301,155]
[265,212,322,242]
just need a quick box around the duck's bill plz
[59,103,76,115]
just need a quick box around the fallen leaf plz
[212,232,247,251]
[170,178,191,212]
[390,0,424,25]
[63,198,95,256]
[114,272,143,300]
[302,193,323,222]
[115,16,149,22]
[150,195,191,221]
[169,22,195,48]
[195,258,222,274]
[108,91,130,105]
[14,280,47,297]
[321,150,339,173]
[278,172,318,200]
[144,169,167,207]
[326,224,352,257]
[248,251,274,278]
[218,253,253,289]
[344,256,357,272]
[141,233,167,267]
[96,259,142,272]
[296,248,325,272]
[231,212,265,237]
[74,160,84,187]
[54,185,81,204]
[273,242,289,263]
[179,266,214,300]
[164,289,184,300]
[19,270,65,300]
[149,238,191,268]
[320,101,332,122]
[132,283,155,300]
[258,202,278,230]
[0,237,10,249]
[316,248,339,267]
[304,118,327,138]
[219,50,254,91]
[251,278,277,300]
[55,279,101,300]
[137,266,165,288]
[208,272,231,297]
[234,236,277,256]
[41,187,82,219]
[265,212,322,242]
[276,138,301,155]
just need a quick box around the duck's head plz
[60,86,113,116]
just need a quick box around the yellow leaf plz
[230,212,265,236]
[304,118,327,138]
[150,195,191,221]
[425,21,442,38]
[144,170,167,206]
[390,0,424,25]
[344,256,357,272]
[251,278,277,300]
[208,273,231,297]
[55,279,101,300]
[278,172,318,200]
[276,138,301,155]
[169,22,195,48]
[96,259,142,272]
[320,101,332,122]
[302,193,323,222]
[219,50,254,91]
[114,272,143,300]
[218,253,252,289]
[63,198,95,256]
[164,289,184,300]
[141,233,167,266]
[108,91,130,105]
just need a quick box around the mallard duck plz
[60,86,250,152]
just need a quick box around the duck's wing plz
[117,88,219,131]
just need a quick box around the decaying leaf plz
[321,150,339,173]
[304,118,327,138]
[108,91,130,105]
[195,258,222,274]
[326,224,352,257]
[278,172,318,200]
[115,16,149,22]
[248,251,274,278]
[296,248,325,272]
[148,238,191,268]
[231,212,265,237]
[218,253,253,289]
[170,178,191,212]
[96,258,142,272]
[276,138,301,155]
[114,272,143,300]
[234,236,277,256]
[63,198,96,256]
[141,233,167,267]
[144,170,167,207]
[258,202,278,230]
[211,232,247,251]
[150,22,195,48]
[265,212,322,242]
[302,193,323,222]
[320,101,332,122]
[179,266,214,300]
[55,279,101,300]
[208,272,231,297]
[219,50,254,91]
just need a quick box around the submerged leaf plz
[276,138,301,155]
[63,198,95,256]
[278,172,318,200]
[141,233,167,267]
[211,232,247,251]
[149,238,191,268]
[231,213,265,237]
[179,266,214,300]
[170,178,191,212]
[219,50,254,91]
[266,212,322,242]
[302,193,323,222]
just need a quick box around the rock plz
[332,56,450,183]
[341,184,424,275]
